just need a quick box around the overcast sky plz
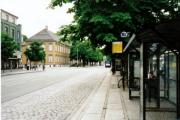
[0,0,74,37]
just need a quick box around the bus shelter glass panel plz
[129,54,140,99]
[134,60,140,78]
[169,52,177,104]
[146,49,177,120]
[159,54,166,98]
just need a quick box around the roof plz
[28,27,59,42]
[1,9,18,19]
[123,34,136,52]
[137,16,180,52]
[59,41,71,47]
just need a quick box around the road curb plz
[1,70,43,76]
[66,71,112,120]
[100,73,111,120]
[118,79,129,120]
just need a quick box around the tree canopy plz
[70,40,103,66]
[51,0,179,55]
[24,41,46,63]
[23,35,28,41]
[1,33,18,62]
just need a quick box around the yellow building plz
[22,27,70,67]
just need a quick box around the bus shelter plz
[124,16,180,120]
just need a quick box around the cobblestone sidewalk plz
[69,73,128,120]
[2,71,106,120]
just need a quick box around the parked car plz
[105,61,111,67]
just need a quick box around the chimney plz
[45,26,48,30]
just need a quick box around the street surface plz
[1,66,110,120]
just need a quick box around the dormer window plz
[6,14,9,21]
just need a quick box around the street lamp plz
[77,47,78,67]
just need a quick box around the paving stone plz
[81,113,101,120]
[2,72,105,120]
[105,110,125,120]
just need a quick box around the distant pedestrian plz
[43,65,45,71]
[148,71,155,80]
[147,71,157,102]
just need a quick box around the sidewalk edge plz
[66,71,112,120]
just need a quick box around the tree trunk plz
[2,60,5,73]
[30,61,31,70]
[83,59,86,67]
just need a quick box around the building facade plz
[22,27,70,66]
[1,9,22,69]
[1,9,22,46]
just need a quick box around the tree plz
[70,40,104,66]
[23,35,28,41]
[86,47,104,65]
[69,40,90,66]
[51,0,179,55]
[1,33,18,69]
[24,41,46,67]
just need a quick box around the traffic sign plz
[112,41,123,53]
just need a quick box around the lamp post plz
[77,47,78,67]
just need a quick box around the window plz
[17,31,20,39]
[5,26,8,33]
[58,46,60,52]
[2,12,7,20]
[6,15,9,21]
[55,56,57,62]
[60,57,62,62]
[48,55,53,62]
[13,18,16,24]
[56,46,57,51]
[60,46,62,52]
[49,44,53,51]
[11,29,15,38]
[57,57,59,62]
[62,46,64,52]
[9,16,13,23]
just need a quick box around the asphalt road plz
[2,66,110,120]
[1,66,109,102]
